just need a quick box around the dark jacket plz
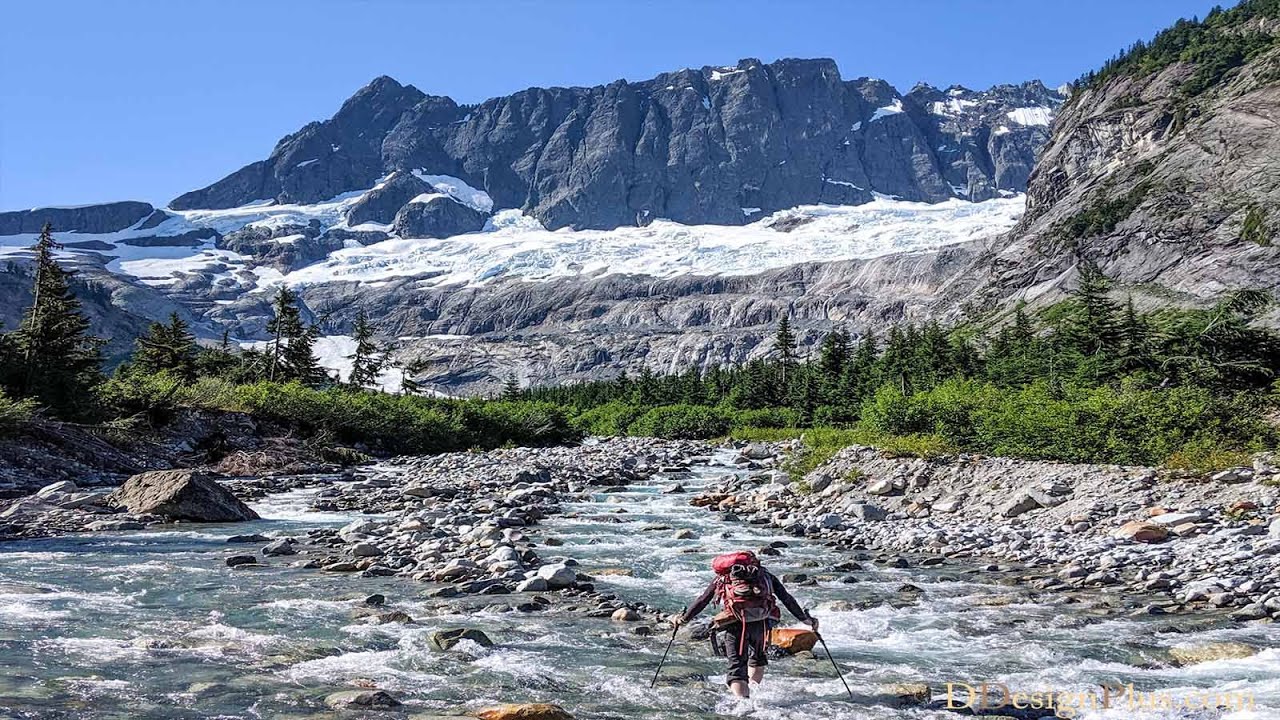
[681,569,809,624]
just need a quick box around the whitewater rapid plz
[0,451,1276,718]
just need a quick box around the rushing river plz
[1,451,1278,719]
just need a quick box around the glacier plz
[0,176,1024,295]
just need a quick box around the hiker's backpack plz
[710,551,779,627]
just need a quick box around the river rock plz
[324,689,401,709]
[611,607,640,621]
[432,628,494,651]
[472,704,574,720]
[536,564,578,588]
[882,682,932,706]
[1168,642,1258,666]
[848,502,886,521]
[1210,468,1253,484]
[35,481,77,498]
[111,470,258,522]
[516,577,549,592]
[225,554,257,567]
[866,479,895,496]
[262,538,297,556]
[1113,521,1168,543]
[351,541,385,557]
[1000,492,1041,518]
[769,628,818,654]
[84,519,145,532]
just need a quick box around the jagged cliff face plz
[984,21,1280,312]
[170,58,1061,230]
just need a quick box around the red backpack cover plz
[710,551,779,628]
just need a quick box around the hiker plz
[672,551,818,698]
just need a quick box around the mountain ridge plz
[168,57,1063,230]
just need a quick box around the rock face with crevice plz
[970,21,1280,317]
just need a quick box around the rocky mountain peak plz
[168,57,1062,229]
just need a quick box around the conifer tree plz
[134,312,197,380]
[346,311,383,389]
[817,329,850,402]
[774,314,798,382]
[281,322,325,384]
[1066,261,1122,356]
[12,224,103,416]
[1117,297,1154,373]
[840,331,879,402]
[266,287,303,382]
[501,372,520,400]
[265,286,324,384]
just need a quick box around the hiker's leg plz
[745,622,768,687]
[724,625,750,697]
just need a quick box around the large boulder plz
[392,195,487,239]
[111,470,258,522]
[1168,642,1257,666]
[431,628,494,651]
[472,704,574,720]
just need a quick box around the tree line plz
[0,225,575,452]
[523,263,1280,468]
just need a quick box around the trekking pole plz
[650,608,684,689]
[816,632,854,700]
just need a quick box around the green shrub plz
[1242,205,1270,246]
[1164,437,1254,474]
[573,401,645,436]
[729,407,799,429]
[0,390,37,434]
[870,432,957,459]
[456,400,580,448]
[627,404,731,440]
[98,373,579,454]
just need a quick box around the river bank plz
[694,442,1280,623]
[1,438,1278,718]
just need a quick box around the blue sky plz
[1,0,1223,211]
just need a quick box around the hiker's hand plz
[670,615,686,628]
[806,616,820,632]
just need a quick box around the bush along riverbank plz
[694,441,1280,622]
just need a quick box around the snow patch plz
[295,159,319,169]
[930,98,976,116]
[870,100,904,122]
[824,179,864,190]
[1005,107,1052,127]
[709,66,751,81]
[409,172,494,213]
